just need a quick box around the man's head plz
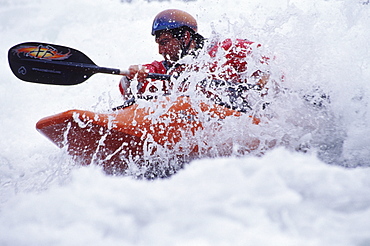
[151,9,204,62]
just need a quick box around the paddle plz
[8,42,170,85]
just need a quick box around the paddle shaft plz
[23,58,170,79]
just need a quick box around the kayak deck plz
[36,96,256,175]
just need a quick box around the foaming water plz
[1,0,369,182]
[1,1,370,244]
[220,1,370,167]
[116,34,284,177]
[117,1,370,177]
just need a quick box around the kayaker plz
[119,9,271,111]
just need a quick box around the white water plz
[1,0,370,245]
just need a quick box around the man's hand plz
[127,65,150,82]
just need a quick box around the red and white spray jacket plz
[119,38,270,98]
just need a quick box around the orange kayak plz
[36,96,260,175]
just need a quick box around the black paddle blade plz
[8,42,97,85]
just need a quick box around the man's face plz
[155,31,183,62]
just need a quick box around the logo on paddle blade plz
[13,45,71,60]
[18,66,27,75]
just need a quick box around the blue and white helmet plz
[151,9,198,35]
